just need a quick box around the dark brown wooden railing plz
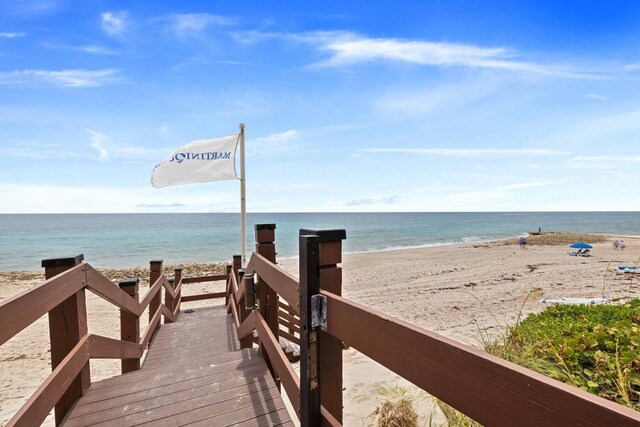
[226,225,640,427]
[3,222,640,427]
[0,256,229,427]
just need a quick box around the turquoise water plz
[1,212,639,271]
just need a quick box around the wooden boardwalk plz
[61,305,294,427]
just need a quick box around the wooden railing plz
[226,225,640,427]
[4,223,640,427]
[0,256,229,427]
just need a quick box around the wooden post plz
[237,268,253,348]
[300,228,347,424]
[255,224,279,382]
[229,256,241,314]
[299,234,321,426]
[119,277,140,374]
[232,255,252,348]
[149,260,163,345]
[165,277,175,323]
[225,265,232,307]
[42,254,90,426]
[174,268,182,315]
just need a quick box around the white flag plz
[151,134,239,188]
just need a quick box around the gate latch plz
[310,294,327,331]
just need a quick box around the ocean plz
[1,212,639,272]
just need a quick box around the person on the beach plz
[519,236,526,250]
[613,240,619,250]
[620,240,626,250]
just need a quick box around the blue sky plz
[1,1,640,213]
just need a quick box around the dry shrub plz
[372,398,418,427]
[435,399,482,427]
[354,384,421,427]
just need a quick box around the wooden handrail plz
[0,264,85,346]
[322,290,640,427]
[321,407,341,427]
[255,312,301,417]
[279,300,298,316]
[140,274,164,311]
[85,265,141,316]
[237,310,256,340]
[160,305,177,323]
[230,270,244,304]
[172,295,181,317]
[278,316,300,334]
[246,253,300,314]
[6,335,90,427]
[88,335,142,359]
[181,274,228,284]
[181,291,226,302]
[3,259,239,426]
[162,277,179,299]
[228,292,241,330]
[140,305,162,349]
[278,329,300,345]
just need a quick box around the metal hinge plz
[310,294,327,331]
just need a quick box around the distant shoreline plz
[1,232,635,276]
[4,212,640,271]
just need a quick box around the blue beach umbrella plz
[570,242,593,249]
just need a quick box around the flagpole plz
[239,123,247,267]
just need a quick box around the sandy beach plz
[1,234,638,426]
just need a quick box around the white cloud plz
[0,32,25,38]
[317,34,597,78]
[88,130,110,160]
[536,110,640,149]
[567,154,640,170]
[86,129,172,161]
[240,30,603,78]
[41,42,120,55]
[359,148,569,157]
[248,129,301,156]
[79,45,120,55]
[0,183,237,213]
[374,79,500,117]
[0,140,71,159]
[345,196,399,206]
[137,203,185,208]
[0,69,120,87]
[496,181,555,191]
[167,13,235,36]
[101,11,128,37]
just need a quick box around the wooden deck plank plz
[61,303,295,427]
[145,340,240,362]
[228,409,294,427]
[149,324,236,344]
[142,331,239,357]
[145,325,238,352]
[135,392,286,427]
[155,314,234,329]
[68,364,271,417]
[142,346,241,369]
[82,351,262,398]
[65,380,278,426]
